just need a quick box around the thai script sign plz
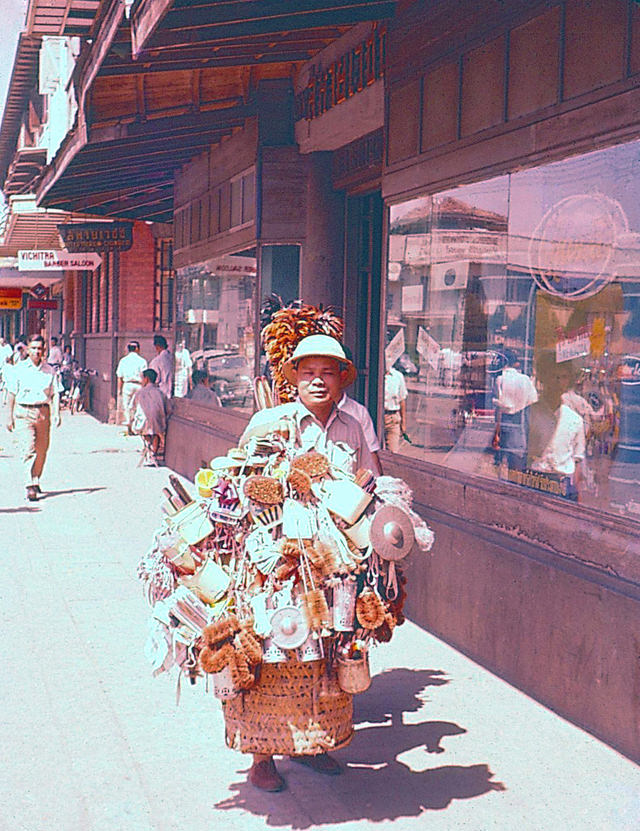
[295,24,386,121]
[58,221,133,252]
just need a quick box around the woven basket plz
[223,660,353,756]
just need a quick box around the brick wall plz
[63,272,75,334]
[119,222,156,332]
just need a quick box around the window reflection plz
[385,140,640,519]
[175,252,256,412]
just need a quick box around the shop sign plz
[31,282,48,298]
[556,327,590,363]
[18,250,102,271]
[295,24,386,121]
[58,221,133,252]
[528,194,625,300]
[499,466,570,498]
[27,298,59,310]
[431,229,505,264]
[0,287,22,309]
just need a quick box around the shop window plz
[154,238,174,331]
[174,250,256,410]
[385,140,640,520]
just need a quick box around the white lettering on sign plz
[556,329,590,363]
[18,250,102,271]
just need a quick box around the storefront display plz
[385,139,640,519]
[174,253,257,412]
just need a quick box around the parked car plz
[206,352,253,407]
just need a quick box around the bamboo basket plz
[223,660,353,756]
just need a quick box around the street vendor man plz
[5,333,61,501]
[233,334,377,792]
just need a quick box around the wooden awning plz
[36,0,395,222]
[26,0,102,37]
[128,0,394,66]
[0,35,42,190]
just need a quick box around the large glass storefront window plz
[175,252,256,412]
[385,140,640,519]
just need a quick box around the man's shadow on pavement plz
[215,667,505,828]
[37,486,106,500]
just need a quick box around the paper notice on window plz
[385,328,405,368]
[417,326,440,369]
[556,329,590,363]
[402,284,423,312]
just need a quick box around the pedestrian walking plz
[116,340,147,434]
[131,368,169,461]
[383,364,408,452]
[149,334,173,398]
[0,336,13,402]
[5,334,61,501]
[47,336,63,370]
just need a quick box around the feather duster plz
[261,302,344,402]
[230,650,255,690]
[200,642,234,674]
[203,615,239,647]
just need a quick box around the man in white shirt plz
[149,334,173,398]
[0,336,13,401]
[531,396,586,501]
[47,337,63,370]
[174,341,193,398]
[116,341,148,434]
[333,345,381,472]
[493,351,538,471]
[0,336,13,366]
[383,364,408,453]
[5,334,61,501]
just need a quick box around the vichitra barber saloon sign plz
[18,250,102,271]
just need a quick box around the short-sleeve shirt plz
[8,359,59,405]
[494,367,538,414]
[384,368,408,412]
[337,393,380,453]
[150,349,173,397]
[241,399,376,473]
[117,351,148,384]
[532,404,586,476]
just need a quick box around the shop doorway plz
[345,190,383,426]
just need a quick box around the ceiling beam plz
[88,102,251,144]
[62,182,173,213]
[131,0,174,60]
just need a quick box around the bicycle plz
[67,368,98,414]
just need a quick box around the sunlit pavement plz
[1,407,638,831]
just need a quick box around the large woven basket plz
[223,659,353,756]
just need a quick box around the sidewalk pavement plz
[1,409,638,831]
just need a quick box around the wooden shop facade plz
[22,0,640,760]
